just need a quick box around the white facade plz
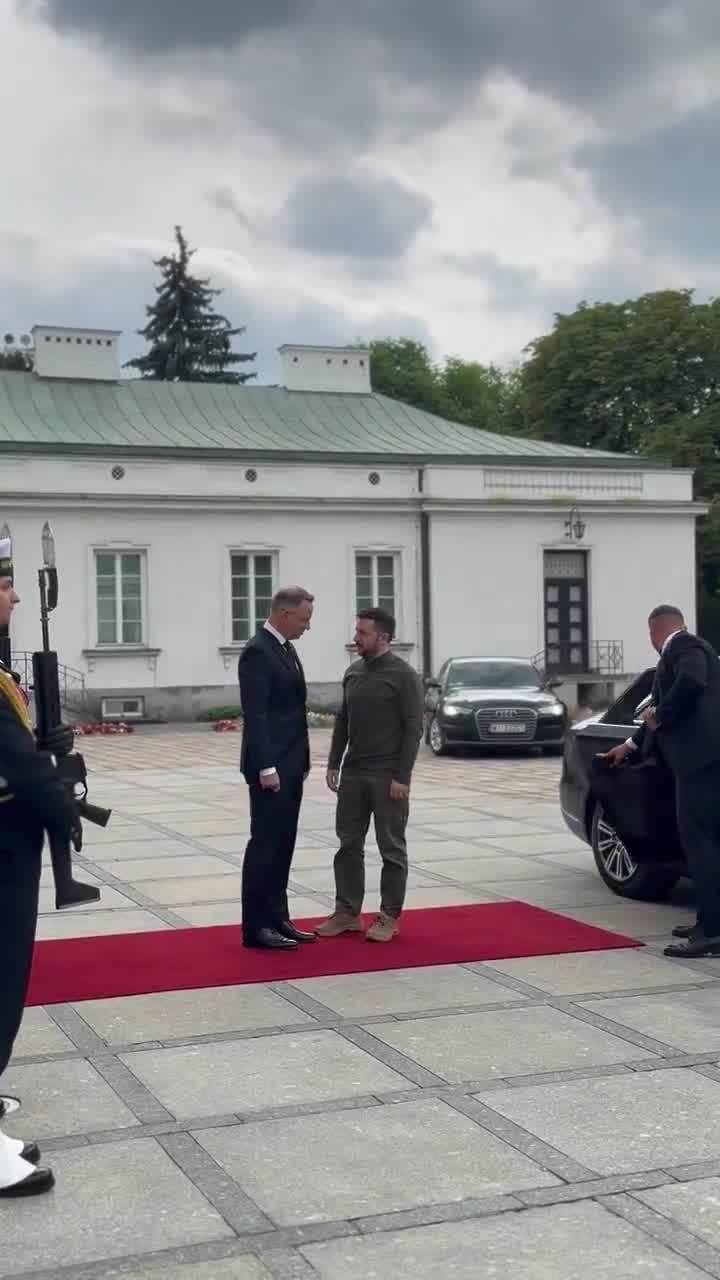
[2,450,700,718]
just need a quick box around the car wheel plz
[591,804,679,900]
[429,715,447,756]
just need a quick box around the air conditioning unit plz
[100,696,145,721]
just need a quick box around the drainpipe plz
[418,467,432,677]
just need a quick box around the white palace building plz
[0,325,703,720]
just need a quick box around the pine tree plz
[126,226,256,383]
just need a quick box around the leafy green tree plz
[520,290,720,453]
[126,226,256,383]
[368,338,515,433]
[369,338,441,413]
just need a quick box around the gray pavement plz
[3,732,720,1278]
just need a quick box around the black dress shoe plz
[671,923,700,939]
[21,1143,40,1165]
[664,934,720,958]
[278,922,317,943]
[243,927,298,950]
[0,1167,55,1198]
[0,1096,20,1120]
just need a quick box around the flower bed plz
[73,722,135,735]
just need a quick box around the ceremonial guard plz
[0,533,78,1196]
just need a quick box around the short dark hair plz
[648,605,685,625]
[271,586,314,610]
[357,607,396,640]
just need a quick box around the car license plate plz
[489,723,526,735]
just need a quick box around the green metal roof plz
[0,371,645,466]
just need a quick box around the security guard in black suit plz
[0,536,78,1196]
[603,605,720,958]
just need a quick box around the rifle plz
[34,526,111,910]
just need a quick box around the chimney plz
[32,325,121,381]
[278,344,371,394]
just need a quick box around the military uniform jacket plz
[0,661,75,852]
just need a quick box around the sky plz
[3,0,720,383]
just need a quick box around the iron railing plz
[532,641,624,678]
[11,651,89,716]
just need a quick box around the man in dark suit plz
[602,605,720,957]
[239,586,316,950]
[0,535,78,1196]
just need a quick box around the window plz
[230,552,274,643]
[355,552,396,617]
[95,551,144,645]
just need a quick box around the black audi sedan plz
[424,656,569,756]
[560,669,687,900]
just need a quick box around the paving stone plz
[38,884,137,914]
[483,876,620,907]
[2,1058,139,1139]
[84,839,202,860]
[367,1004,654,1082]
[414,856,574,883]
[475,1068,720,1175]
[175,896,324,927]
[196,1097,558,1226]
[121,1029,412,1118]
[363,885,497,910]
[561,901,696,937]
[119,1261,272,1280]
[290,965,529,1019]
[162,817,250,837]
[0,1139,234,1276]
[427,819,549,839]
[36,908,173,940]
[97,854,238,881]
[301,1200,708,1279]
[11,1007,75,1057]
[75,984,313,1044]
[142,875,242,905]
[636,1177,720,1250]
[581,987,720,1052]
[485,833,584,855]
[485,949,703,995]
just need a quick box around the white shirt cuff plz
[624,738,638,749]
[260,767,277,776]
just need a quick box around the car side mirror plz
[546,678,563,691]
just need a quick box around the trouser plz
[241,770,304,940]
[676,762,720,938]
[334,772,409,919]
[0,836,42,1079]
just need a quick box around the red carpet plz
[26,903,641,1006]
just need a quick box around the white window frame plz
[227,548,278,646]
[353,548,401,631]
[92,547,148,648]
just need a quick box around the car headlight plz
[546,703,565,716]
[442,705,463,717]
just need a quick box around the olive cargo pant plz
[333,772,409,919]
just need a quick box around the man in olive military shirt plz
[316,607,424,943]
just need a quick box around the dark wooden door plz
[544,552,588,673]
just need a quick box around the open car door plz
[589,689,683,865]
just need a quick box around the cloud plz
[7,1,720,386]
[282,175,433,260]
[22,0,315,53]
